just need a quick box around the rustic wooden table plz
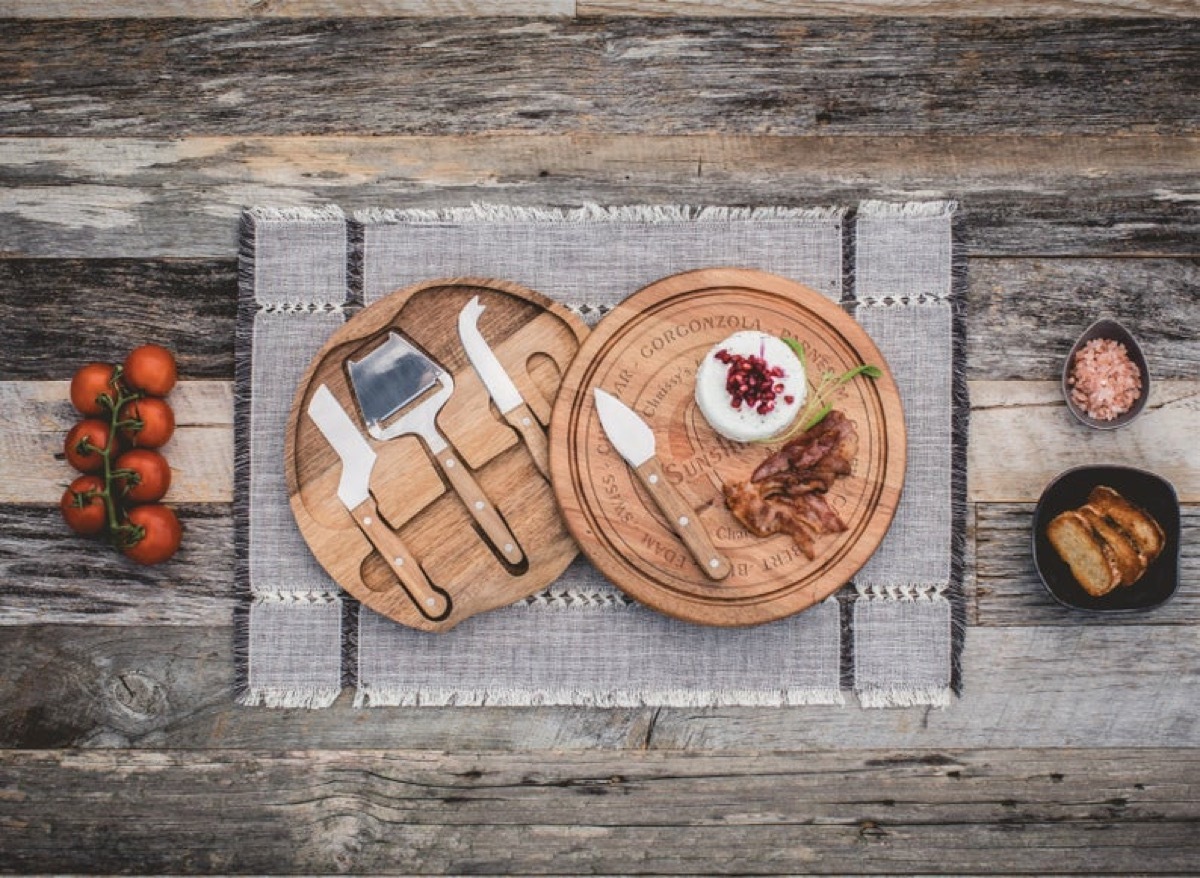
[1,4,1197,874]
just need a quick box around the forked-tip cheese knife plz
[593,388,732,581]
[457,295,551,479]
[307,384,452,621]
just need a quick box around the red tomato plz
[69,363,118,416]
[122,504,182,565]
[114,448,172,503]
[123,344,177,396]
[60,475,108,535]
[119,397,175,448]
[64,419,113,473]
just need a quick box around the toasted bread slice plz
[1078,504,1147,586]
[1087,485,1166,563]
[1047,511,1121,597]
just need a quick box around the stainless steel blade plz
[307,383,376,509]
[347,331,441,430]
[593,388,656,468]
[457,295,523,414]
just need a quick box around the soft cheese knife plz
[592,388,732,581]
[307,383,452,620]
[457,295,551,479]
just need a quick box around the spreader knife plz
[593,388,731,581]
[457,295,551,479]
[307,384,451,620]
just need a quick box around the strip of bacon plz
[723,410,859,559]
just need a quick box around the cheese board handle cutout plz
[504,402,551,479]
[350,494,451,620]
[435,445,525,566]
[634,458,732,580]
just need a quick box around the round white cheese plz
[694,331,806,443]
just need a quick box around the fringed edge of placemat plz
[354,686,847,709]
[356,203,847,226]
[948,203,971,698]
[231,209,257,707]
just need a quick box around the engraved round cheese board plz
[549,268,906,627]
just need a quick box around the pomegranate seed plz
[716,347,794,415]
[784,395,795,405]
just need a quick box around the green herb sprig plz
[762,337,882,443]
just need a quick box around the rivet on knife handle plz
[633,458,732,580]
[351,494,452,621]
[435,447,525,565]
[503,403,551,480]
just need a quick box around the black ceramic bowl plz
[1061,319,1150,430]
[1032,465,1180,612]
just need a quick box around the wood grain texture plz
[4,0,1194,15]
[585,0,1200,14]
[1,20,1196,137]
[3,135,1197,258]
[0,259,235,377]
[975,503,1200,627]
[4,380,232,505]
[0,505,235,626]
[968,257,1200,378]
[968,381,1200,503]
[1,748,1198,874]
[288,278,587,631]
[2,623,1198,749]
[3,257,1196,377]
[0,0,574,15]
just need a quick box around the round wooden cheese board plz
[286,277,588,632]
[549,267,906,627]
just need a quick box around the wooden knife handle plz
[435,447,526,565]
[351,495,452,621]
[634,458,732,581]
[504,403,551,480]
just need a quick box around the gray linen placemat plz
[234,203,966,709]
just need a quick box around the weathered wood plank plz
[4,0,1195,16]
[585,0,1200,14]
[0,258,235,376]
[4,257,1197,379]
[0,0,574,15]
[968,257,1200,378]
[1,624,1198,749]
[0,505,235,626]
[968,381,1200,503]
[7,379,1198,505]
[975,503,1200,627]
[1,20,1196,137]
[1,748,1198,874]
[3,135,1199,258]
[4,380,233,505]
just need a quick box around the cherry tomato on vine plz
[69,363,119,417]
[118,397,175,448]
[123,344,177,396]
[113,448,172,503]
[64,419,113,473]
[60,475,108,535]
[122,504,182,565]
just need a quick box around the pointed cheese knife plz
[307,384,452,621]
[457,295,551,479]
[593,388,731,581]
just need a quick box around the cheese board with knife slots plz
[286,278,589,632]
[549,268,907,627]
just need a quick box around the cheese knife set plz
[285,269,905,632]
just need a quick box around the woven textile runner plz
[235,203,966,709]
